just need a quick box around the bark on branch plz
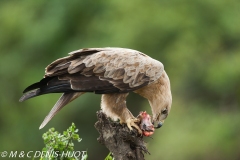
[94,111,149,160]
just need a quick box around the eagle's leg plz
[101,93,142,134]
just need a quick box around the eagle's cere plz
[20,48,172,133]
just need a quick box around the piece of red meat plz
[137,111,155,136]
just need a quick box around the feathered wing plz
[20,47,164,128]
[44,47,164,93]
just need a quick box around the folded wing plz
[20,48,164,128]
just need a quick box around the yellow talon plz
[126,118,142,134]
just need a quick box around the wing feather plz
[43,47,164,94]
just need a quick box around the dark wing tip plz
[19,89,40,102]
[23,82,39,93]
[23,77,54,93]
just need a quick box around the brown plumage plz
[19,47,172,133]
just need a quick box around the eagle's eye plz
[161,109,168,114]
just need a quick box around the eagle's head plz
[149,71,172,129]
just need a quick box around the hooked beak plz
[153,120,164,129]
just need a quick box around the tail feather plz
[39,92,84,129]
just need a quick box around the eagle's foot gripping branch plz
[95,111,149,160]
[125,118,142,135]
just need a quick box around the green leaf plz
[105,152,114,160]
[41,123,87,160]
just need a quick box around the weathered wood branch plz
[94,111,150,160]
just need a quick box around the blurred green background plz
[0,1,240,160]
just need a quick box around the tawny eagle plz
[20,48,172,133]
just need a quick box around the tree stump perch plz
[94,111,150,160]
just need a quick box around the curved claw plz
[126,118,142,135]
